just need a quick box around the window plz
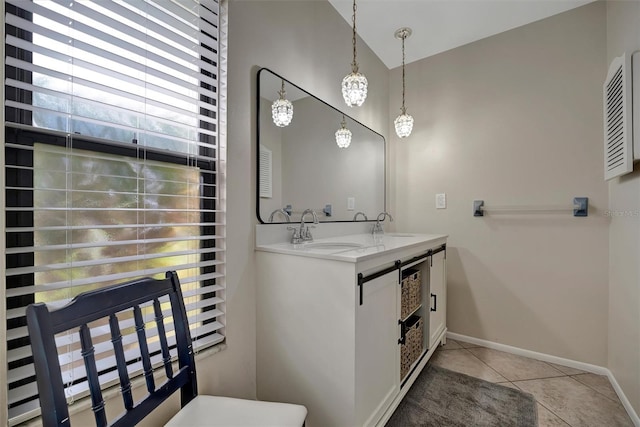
[4,0,226,423]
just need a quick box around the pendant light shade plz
[272,80,293,127]
[394,27,413,138]
[342,0,368,107]
[394,113,414,138]
[342,72,368,107]
[335,115,352,148]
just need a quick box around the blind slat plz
[8,268,223,301]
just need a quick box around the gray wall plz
[392,2,609,365]
[606,0,640,415]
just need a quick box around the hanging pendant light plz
[394,27,414,138]
[335,115,352,148]
[272,79,293,127]
[342,0,368,107]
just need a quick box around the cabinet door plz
[429,249,446,349]
[356,269,400,427]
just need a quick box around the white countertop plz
[255,232,448,263]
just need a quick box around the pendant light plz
[272,79,293,127]
[335,115,352,148]
[341,0,368,107]
[394,27,414,138]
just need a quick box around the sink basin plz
[302,242,364,250]
[385,233,415,237]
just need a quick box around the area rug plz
[386,364,538,427]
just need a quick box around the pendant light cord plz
[351,0,359,73]
[401,32,406,114]
[394,27,413,137]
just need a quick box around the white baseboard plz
[446,332,607,374]
[606,370,640,427]
[447,332,640,427]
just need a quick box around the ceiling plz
[327,0,596,69]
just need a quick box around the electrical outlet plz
[436,193,446,209]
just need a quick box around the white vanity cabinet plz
[256,234,447,427]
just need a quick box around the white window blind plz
[4,0,226,423]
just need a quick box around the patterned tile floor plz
[428,339,634,427]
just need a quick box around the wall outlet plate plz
[436,193,446,209]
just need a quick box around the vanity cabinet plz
[256,235,447,427]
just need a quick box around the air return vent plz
[604,52,640,181]
[259,144,273,198]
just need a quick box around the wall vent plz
[604,52,640,181]
[259,144,273,198]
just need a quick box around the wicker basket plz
[400,316,424,379]
[401,270,422,320]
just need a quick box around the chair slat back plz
[26,271,198,427]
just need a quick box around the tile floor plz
[428,339,634,427]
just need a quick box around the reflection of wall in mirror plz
[259,97,284,219]
[279,96,383,222]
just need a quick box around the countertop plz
[255,232,448,263]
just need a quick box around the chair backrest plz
[26,271,198,427]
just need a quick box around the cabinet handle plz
[398,320,406,345]
[430,293,437,312]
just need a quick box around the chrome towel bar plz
[473,197,588,217]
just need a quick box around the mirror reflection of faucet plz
[372,212,393,235]
[268,209,291,223]
[288,209,319,244]
[353,211,368,221]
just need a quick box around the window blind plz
[4,0,226,423]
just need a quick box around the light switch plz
[347,197,355,211]
[436,193,446,209]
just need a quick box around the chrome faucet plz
[352,211,368,221]
[268,208,292,223]
[300,209,319,241]
[372,212,393,235]
[288,209,319,243]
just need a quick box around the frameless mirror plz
[257,68,385,223]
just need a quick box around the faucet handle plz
[287,226,302,244]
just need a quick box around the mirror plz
[257,68,385,223]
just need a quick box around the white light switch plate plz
[436,193,446,209]
[347,197,355,211]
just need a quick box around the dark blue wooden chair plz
[26,271,307,426]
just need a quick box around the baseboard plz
[606,370,640,427]
[447,332,640,427]
[446,332,607,374]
